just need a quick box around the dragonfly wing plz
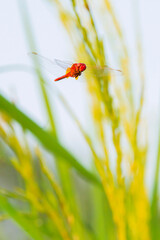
[28,52,73,75]
[99,65,122,73]
[86,65,122,76]
[55,59,73,70]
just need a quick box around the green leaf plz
[150,125,160,239]
[0,94,101,187]
[0,195,45,240]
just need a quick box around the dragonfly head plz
[79,63,86,72]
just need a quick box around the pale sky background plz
[0,0,160,194]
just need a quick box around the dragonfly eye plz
[79,64,86,72]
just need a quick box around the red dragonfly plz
[29,52,121,82]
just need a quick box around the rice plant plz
[0,0,159,240]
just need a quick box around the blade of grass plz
[0,94,101,187]
[150,124,160,239]
[151,127,160,212]
[18,0,57,135]
[0,189,27,201]
[0,195,45,240]
[91,184,116,240]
